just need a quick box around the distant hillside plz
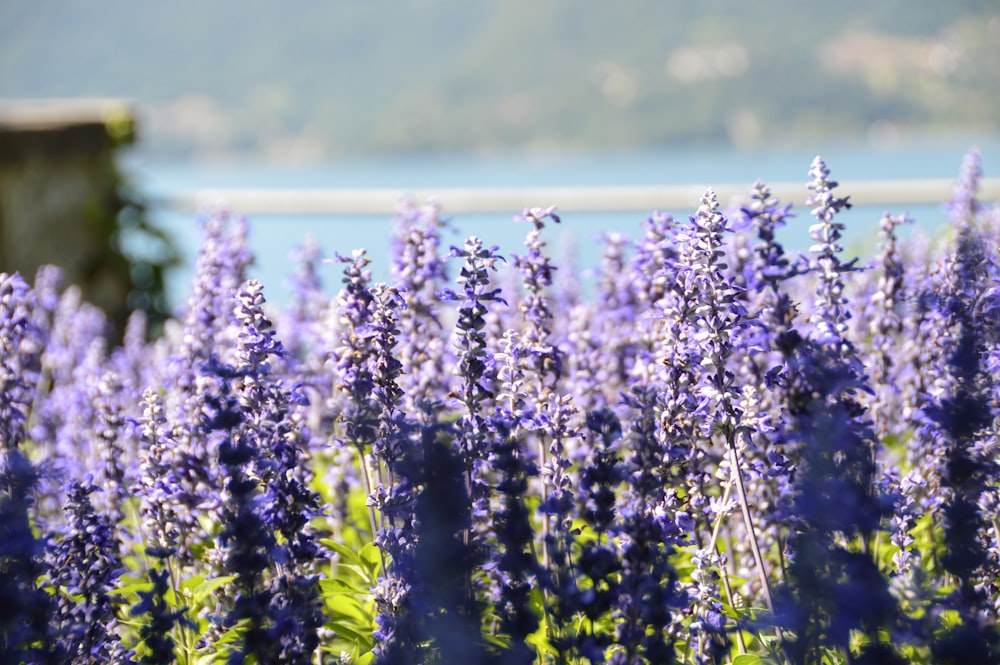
[1,1,997,160]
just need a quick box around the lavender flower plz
[572,407,625,662]
[592,232,641,395]
[487,408,541,665]
[769,159,901,663]
[0,272,43,447]
[329,249,381,536]
[740,179,799,344]
[886,470,923,574]
[630,211,678,308]
[3,146,998,665]
[1,448,57,663]
[134,387,181,559]
[440,236,506,511]
[233,279,325,663]
[0,272,58,662]
[777,316,897,663]
[614,387,685,664]
[669,188,777,654]
[921,289,998,656]
[203,353,278,664]
[95,371,130,526]
[365,283,426,665]
[176,210,251,370]
[390,198,450,418]
[410,437,490,664]
[949,146,982,235]
[805,155,858,352]
[864,212,911,439]
[533,392,583,662]
[511,208,570,622]
[687,548,729,663]
[44,480,131,663]
[512,205,562,381]
[367,284,408,476]
[281,235,326,363]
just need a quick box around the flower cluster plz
[1,152,999,665]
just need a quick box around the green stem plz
[728,433,775,614]
[356,445,380,541]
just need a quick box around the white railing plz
[155,177,1000,216]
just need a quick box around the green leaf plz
[180,574,206,591]
[358,543,383,576]
[110,580,153,599]
[732,655,764,665]
[320,577,370,596]
[338,563,374,583]
[330,622,374,650]
[323,538,361,565]
[526,617,557,657]
[189,574,238,605]
[326,593,370,626]
[210,619,248,648]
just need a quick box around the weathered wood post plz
[0,98,167,337]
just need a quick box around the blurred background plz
[1,0,999,329]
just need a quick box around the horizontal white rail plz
[155,177,1000,216]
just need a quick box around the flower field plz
[3,151,1000,664]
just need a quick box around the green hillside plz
[1,1,997,159]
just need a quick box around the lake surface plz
[123,135,1000,312]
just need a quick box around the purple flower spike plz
[805,156,859,353]
[512,205,562,383]
[0,274,55,663]
[949,147,982,233]
[44,480,130,663]
[0,272,43,448]
[444,236,506,485]
[389,199,449,420]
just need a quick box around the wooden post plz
[0,98,139,335]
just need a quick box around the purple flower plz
[0,273,59,661]
[207,358,278,664]
[0,447,56,663]
[134,387,181,559]
[233,279,325,662]
[331,250,377,448]
[389,199,450,420]
[94,371,130,527]
[614,387,686,663]
[775,334,898,662]
[409,436,490,664]
[0,272,43,448]
[591,232,641,394]
[440,236,506,497]
[804,156,858,352]
[364,283,426,665]
[533,390,583,660]
[176,210,252,369]
[631,212,678,308]
[512,206,562,380]
[44,480,130,663]
[949,147,982,234]
[280,235,326,362]
[486,407,541,664]
[367,284,408,471]
[863,212,912,440]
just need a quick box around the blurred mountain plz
[2,0,997,160]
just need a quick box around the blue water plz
[122,135,1000,312]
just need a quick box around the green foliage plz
[318,519,380,659]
